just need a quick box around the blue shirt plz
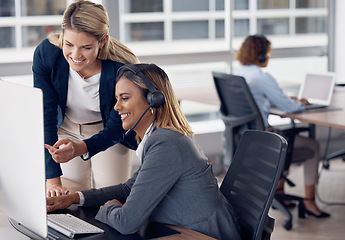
[235,65,305,126]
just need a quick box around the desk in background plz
[270,89,345,169]
[272,90,345,130]
[269,89,345,140]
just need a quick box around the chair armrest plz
[220,113,258,128]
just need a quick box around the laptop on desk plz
[271,72,340,115]
[0,80,179,240]
[298,72,336,111]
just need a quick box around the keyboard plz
[304,103,327,110]
[47,213,104,238]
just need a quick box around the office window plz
[234,19,249,37]
[296,16,326,34]
[216,0,224,10]
[234,0,249,10]
[20,0,66,16]
[125,0,163,13]
[232,0,327,40]
[257,0,289,9]
[0,0,329,63]
[125,22,164,42]
[173,21,208,40]
[257,18,289,35]
[231,0,327,45]
[173,0,208,11]
[216,20,224,38]
[0,0,66,52]
[120,0,229,54]
[296,0,326,8]
[0,27,15,48]
[22,25,61,47]
[1,0,15,16]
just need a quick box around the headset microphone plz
[124,106,151,136]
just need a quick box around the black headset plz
[116,64,165,108]
[256,34,267,63]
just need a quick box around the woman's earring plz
[150,108,154,114]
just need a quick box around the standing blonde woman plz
[33,0,139,197]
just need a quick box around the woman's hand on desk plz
[299,98,310,105]
[102,199,123,207]
[45,138,87,164]
[46,193,80,212]
[47,177,70,197]
[290,96,310,105]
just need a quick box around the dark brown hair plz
[236,35,271,65]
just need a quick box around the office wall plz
[334,0,345,83]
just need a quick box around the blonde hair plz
[118,64,193,141]
[48,0,139,64]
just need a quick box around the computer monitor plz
[0,80,48,239]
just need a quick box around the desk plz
[272,90,345,130]
[0,178,215,240]
[271,90,345,169]
[269,90,345,139]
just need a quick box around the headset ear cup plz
[118,64,166,108]
[258,54,266,63]
[146,92,153,106]
[256,34,267,63]
[147,91,165,108]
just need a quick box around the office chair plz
[323,150,345,169]
[220,130,287,240]
[213,72,312,230]
[212,72,265,166]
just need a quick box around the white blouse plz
[65,67,102,124]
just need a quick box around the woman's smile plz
[70,57,86,64]
[120,113,130,121]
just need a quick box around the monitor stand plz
[9,218,47,240]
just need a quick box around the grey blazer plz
[81,128,241,240]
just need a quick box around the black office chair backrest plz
[213,72,265,165]
[213,72,265,131]
[220,130,287,240]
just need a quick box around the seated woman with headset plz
[46,63,241,240]
[235,34,330,218]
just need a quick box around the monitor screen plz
[0,80,48,239]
